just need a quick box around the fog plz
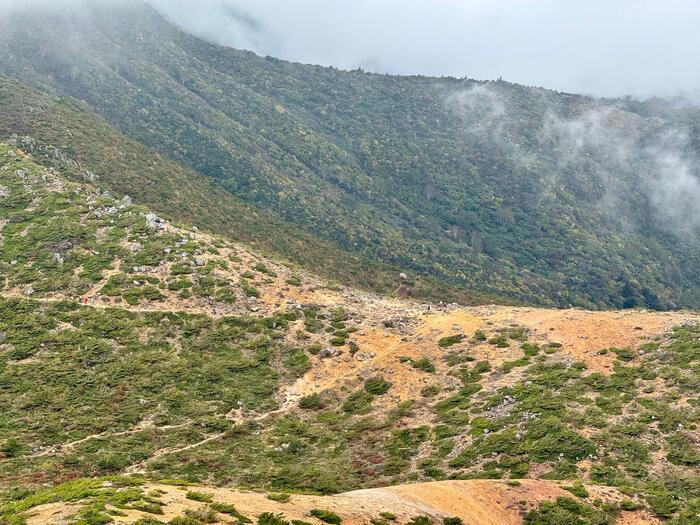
[147,0,700,99]
[445,84,700,235]
[2,0,698,235]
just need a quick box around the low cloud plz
[445,84,700,236]
[147,0,700,99]
[443,85,507,138]
[5,0,700,98]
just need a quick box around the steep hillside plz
[1,0,699,309]
[1,145,698,524]
[0,74,503,306]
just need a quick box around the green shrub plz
[1,438,21,458]
[421,385,441,397]
[285,348,312,377]
[364,377,392,396]
[135,518,165,525]
[488,335,510,348]
[610,347,635,361]
[310,509,342,524]
[472,330,488,342]
[131,500,165,515]
[72,508,113,525]
[521,343,540,356]
[646,493,680,518]
[563,483,589,498]
[524,497,612,525]
[299,393,323,410]
[618,500,638,511]
[267,493,290,503]
[185,491,213,503]
[210,503,251,522]
[400,356,436,373]
[258,513,289,525]
[342,390,373,414]
[438,334,465,348]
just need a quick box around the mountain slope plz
[0,0,699,309]
[0,144,698,524]
[0,74,503,306]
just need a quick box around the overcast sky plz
[147,0,700,99]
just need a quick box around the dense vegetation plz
[1,0,699,308]
[0,76,505,306]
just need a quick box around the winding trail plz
[124,390,300,474]
[27,420,191,459]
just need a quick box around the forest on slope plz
[1,0,699,309]
[0,75,498,306]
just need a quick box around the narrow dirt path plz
[125,387,300,474]
[27,420,191,459]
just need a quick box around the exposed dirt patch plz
[24,480,660,525]
[288,300,698,412]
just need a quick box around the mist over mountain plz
[446,84,700,235]
[147,0,700,99]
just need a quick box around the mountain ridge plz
[0,74,506,306]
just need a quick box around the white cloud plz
[147,0,700,98]
[444,83,700,235]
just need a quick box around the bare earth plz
[25,480,661,525]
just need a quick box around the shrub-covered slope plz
[1,0,699,308]
[0,75,503,306]
[0,145,698,524]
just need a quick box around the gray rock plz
[319,348,336,359]
[145,213,159,231]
